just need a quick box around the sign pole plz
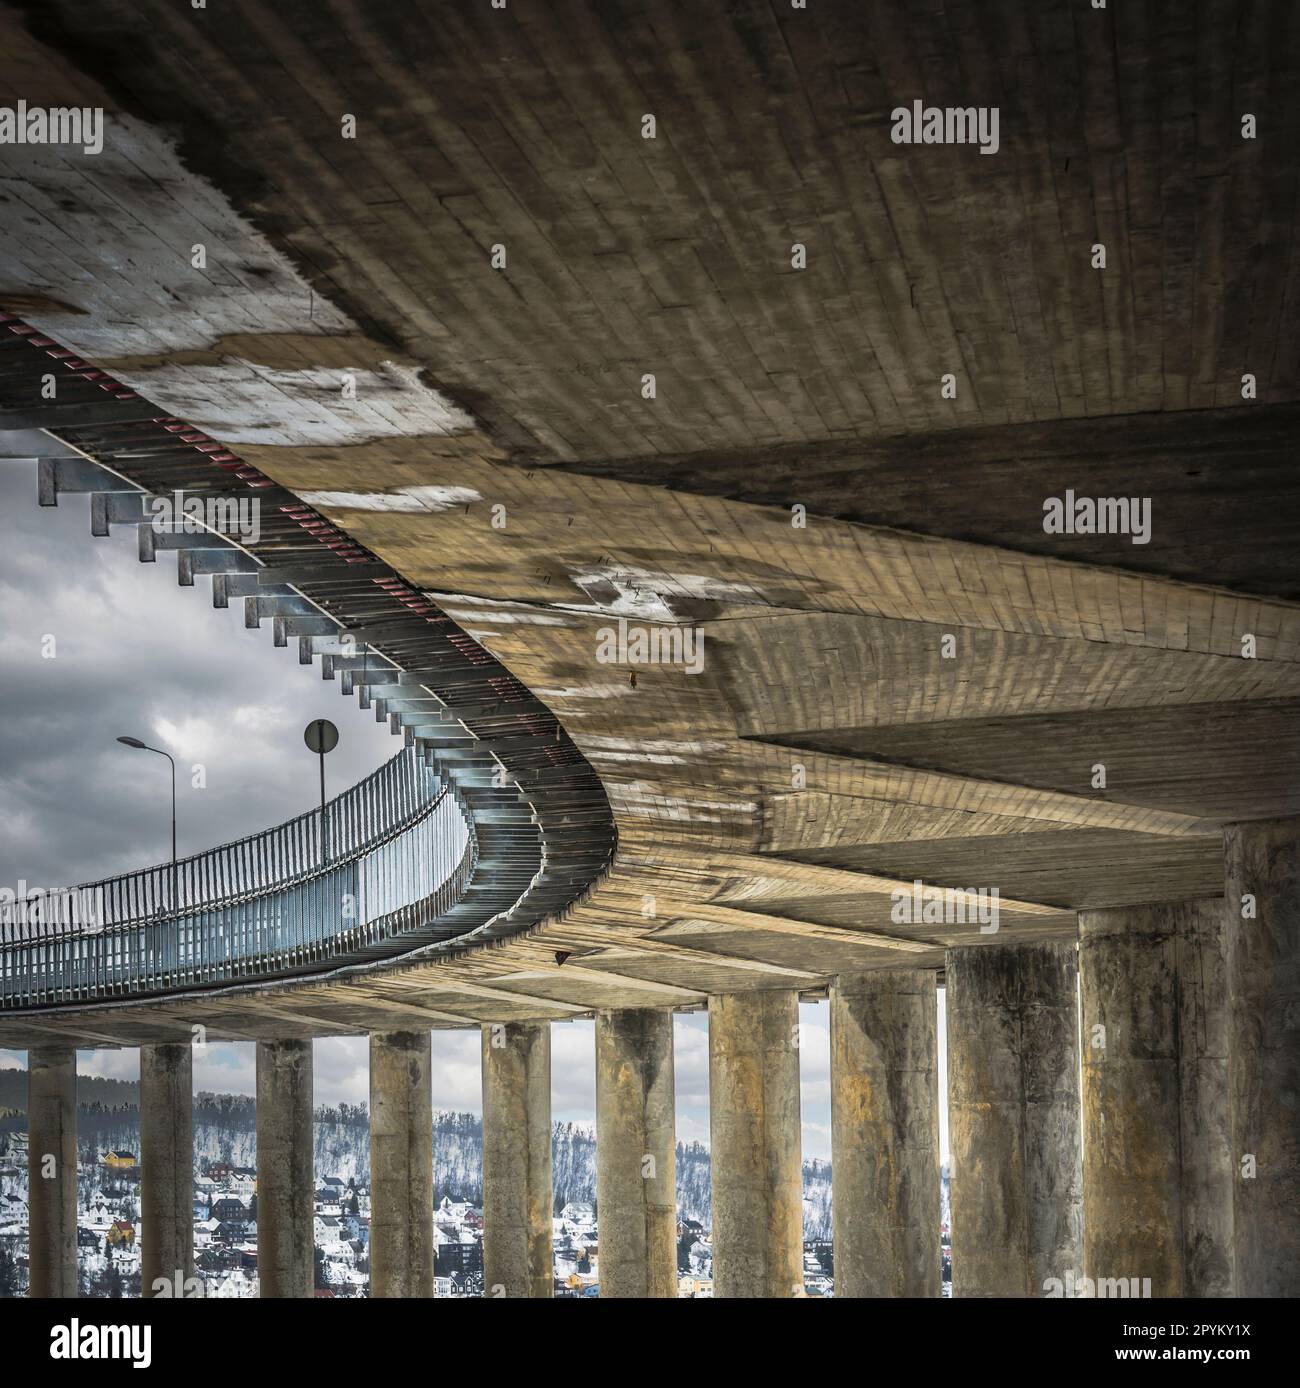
[304,719,340,866]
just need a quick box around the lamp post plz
[116,736,178,913]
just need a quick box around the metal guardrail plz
[0,747,474,1006]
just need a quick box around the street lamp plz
[116,736,178,912]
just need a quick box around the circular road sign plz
[304,718,339,755]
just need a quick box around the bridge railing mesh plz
[0,747,474,1006]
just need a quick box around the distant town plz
[0,1076,952,1297]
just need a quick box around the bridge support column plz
[594,1008,676,1298]
[1079,899,1233,1296]
[1225,817,1300,1295]
[255,1038,314,1298]
[709,990,802,1298]
[27,1045,77,1298]
[946,942,1082,1297]
[140,1042,194,1294]
[481,1021,552,1297]
[369,1030,433,1297]
[831,969,940,1297]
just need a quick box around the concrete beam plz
[369,1030,434,1297]
[27,1046,77,1298]
[946,941,1082,1297]
[140,1043,194,1293]
[656,894,940,955]
[255,1039,314,1298]
[830,970,941,1297]
[1079,899,1233,1296]
[594,1008,676,1298]
[481,1021,553,1297]
[708,991,802,1297]
[1224,816,1300,1296]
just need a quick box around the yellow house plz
[106,1220,135,1247]
[677,1276,713,1298]
[103,1150,137,1170]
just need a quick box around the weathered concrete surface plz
[709,991,802,1297]
[594,1008,676,1298]
[1079,900,1233,1296]
[831,970,940,1297]
[1224,817,1300,1296]
[946,942,1082,1297]
[481,1021,552,1297]
[27,1045,76,1298]
[255,1038,314,1298]
[369,1030,434,1298]
[3,2,1300,1068]
[140,1042,194,1292]
[1176,899,1235,1297]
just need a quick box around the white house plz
[314,1214,342,1247]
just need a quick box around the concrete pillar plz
[594,1008,676,1298]
[481,1021,552,1297]
[369,1030,433,1297]
[140,1043,194,1293]
[1225,817,1300,1296]
[946,942,1082,1297]
[255,1038,314,1298]
[1079,899,1233,1296]
[708,990,802,1298]
[831,969,940,1297]
[27,1045,77,1298]
[1176,899,1235,1298]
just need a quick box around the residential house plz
[106,1220,135,1247]
[435,1236,482,1280]
[193,1218,222,1250]
[559,1200,595,1227]
[210,1196,247,1223]
[314,1214,342,1248]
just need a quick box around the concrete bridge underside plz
[0,0,1297,1298]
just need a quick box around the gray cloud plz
[0,462,397,889]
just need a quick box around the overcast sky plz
[0,451,949,1162]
